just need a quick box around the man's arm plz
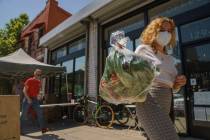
[23,85,32,104]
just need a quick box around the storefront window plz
[184,43,210,124]
[51,47,67,64]
[51,51,56,64]
[74,56,85,97]
[135,38,142,48]
[62,60,74,94]
[185,43,210,72]
[105,13,144,52]
[68,38,86,54]
[53,64,61,95]
[149,0,210,20]
[180,17,210,43]
[57,47,67,59]
[126,39,134,51]
[62,60,73,74]
[51,37,86,100]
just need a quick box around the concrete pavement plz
[21,120,204,140]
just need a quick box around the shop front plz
[39,0,210,138]
[100,0,210,139]
[49,36,86,101]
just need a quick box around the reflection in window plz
[51,51,57,64]
[50,38,86,101]
[185,43,210,66]
[180,17,210,43]
[62,60,73,73]
[135,38,141,48]
[126,39,134,51]
[74,56,85,97]
[105,13,144,36]
[69,38,86,54]
[57,47,67,59]
[51,47,67,63]
[149,0,210,19]
[53,64,61,95]
[104,13,144,52]
[62,60,74,94]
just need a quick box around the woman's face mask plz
[156,31,172,47]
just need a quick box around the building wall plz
[20,0,71,61]
[47,1,71,32]
[87,20,98,100]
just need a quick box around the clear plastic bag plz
[99,46,158,105]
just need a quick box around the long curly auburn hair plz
[140,17,176,51]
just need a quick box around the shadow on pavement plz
[23,133,65,140]
[22,119,84,135]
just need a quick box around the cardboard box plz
[0,95,20,140]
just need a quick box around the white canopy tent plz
[0,48,66,78]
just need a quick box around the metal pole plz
[65,72,69,94]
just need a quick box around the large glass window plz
[51,37,86,100]
[68,38,86,54]
[57,47,67,59]
[184,43,210,124]
[62,60,74,95]
[51,47,67,64]
[149,0,210,20]
[53,64,61,96]
[185,43,210,72]
[105,13,144,52]
[74,56,85,97]
[180,17,210,43]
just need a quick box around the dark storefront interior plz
[49,36,86,102]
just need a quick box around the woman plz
[135,17,186,140]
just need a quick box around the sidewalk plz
[21,120,204,140]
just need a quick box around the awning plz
[0,48,66,78]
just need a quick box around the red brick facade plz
[20,0,71,61]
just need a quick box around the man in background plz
[20,69,48,134]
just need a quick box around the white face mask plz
[156,31,172,47]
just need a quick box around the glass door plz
[183,43,210,139]
[180,15,210,139]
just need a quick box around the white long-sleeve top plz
[135,44,178,88]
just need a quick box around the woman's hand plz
[173,75,187,90]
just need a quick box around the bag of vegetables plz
[99,31,160,105]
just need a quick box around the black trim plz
[72,57,76,97]
[51,34,86,53]
[173,3,210,26]
[102,0,168,28]
[144,10,149,26]
[85,22,90,98]
[56,49,85,63]
[177,25,190,135]
[181,37,210,48]
[193,105,210,108]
